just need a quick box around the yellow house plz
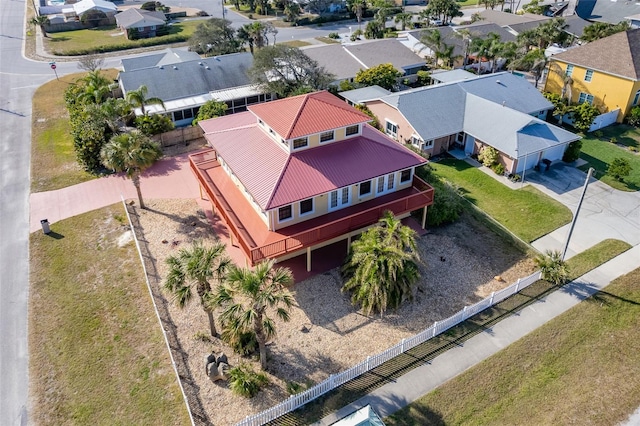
[545,28,640,123]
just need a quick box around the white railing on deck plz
[236,270,542,426]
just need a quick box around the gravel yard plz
[135,198,535,425]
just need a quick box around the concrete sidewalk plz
[317,245,640,425]
[29,153,200,233]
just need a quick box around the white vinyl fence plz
[236,270,542,426]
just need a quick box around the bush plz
[416,70,431,86]
[477,146,499,167]
[593,130,603,138]
[414,164,464,226]
[134,114,174,136]
[354,104,381,130]
[625,105,640,127]
[80,9,108,28]
[350,29,363,41]
[222,330,258,356]
[491,163,505,175]
[228,364,269,398]
[562,140,582,162]
[610,137,617,144]
[192,99,227,125]
[328,32,340,39]
[607,157,632,181]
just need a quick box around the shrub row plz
[53,34,189,56]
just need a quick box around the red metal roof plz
[202,116,426,211]
[247,91,372,139]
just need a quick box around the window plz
[346,125,359,136]
[278,205,292,222]
[385,120,398,138]
[299,198,313,215]
[149,25,155,30]
[183,108,194,119]
[634,90,640,106]
[423,139,434,148]
[387,173,395,190]
[400,169,412,183]
[565,64,574,77]
[411,135,422,147]
[359,180,372,196]
[173,110,184,121]
[320,131,334,143]
[329,187,350,210]
[584,69,594,82]
[377,176,385,193]
[578,92,594,105]
[293,137,308,149]
[456,132,465,143]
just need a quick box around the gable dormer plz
[249,91,371,153]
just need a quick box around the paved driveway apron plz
[527,164,640,258]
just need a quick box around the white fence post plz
[515,278,521,292]
[490,292,495,304]
[462,305,467,320]
[432,321,438,337]
[401,338,405,352]
[366,356,370,370]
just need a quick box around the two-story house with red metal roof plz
[189,91,435,271]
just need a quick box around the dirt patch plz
[134,199,535,425]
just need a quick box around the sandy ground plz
[134,198,535,425]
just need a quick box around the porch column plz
[199,183,203,200]
[306,246,312,272]
[347,235,351,252]
[422,205,428,230]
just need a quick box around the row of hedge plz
[52,33,189,56]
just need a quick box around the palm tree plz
[212,260,294,370]
[31,15,50,38]
[79,70,112,104]
[126,85,165,116]
[165,240,231,337]
[341,211,421,316]
[534,250,570,285]
[100,130,162,209]
[348,0,366,31]
[394,12,414,31]
[453,28,475,67]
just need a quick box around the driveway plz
[527,163,640,258]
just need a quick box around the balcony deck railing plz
[190,149,435,265]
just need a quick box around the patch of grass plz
[278,39,312,47]
[578,135,640,191]
[45,20,200,55]
[31,69,117,192]
[315,36,341,44]
[29,204,190,425]
[386,266,640,426]
[566,239,631,279]
[430,158,572,242]
[592,123,640,149]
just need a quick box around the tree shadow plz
[142,206,216,243]
[141,154,185,177]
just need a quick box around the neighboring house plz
[63,0,117,19]
[190,91,434,270]
[545,28,640,122]
[362,72,579,174]
[40,0,117,28]
[405,23,515,70]
[478,10,589,41]
[115,8,166,39]
[340,85,391,106]
[577,0,640,24]
[120,48,201,71]
[302,39,426,85]
[118,51,272,126]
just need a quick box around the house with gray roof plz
[115,8,166,39]
[577,0,640,24]
[118,51,272,126]
[362,72,578,174]
[405,23,515,69]
[302,39,425,84]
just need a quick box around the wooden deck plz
[190,149,435,266]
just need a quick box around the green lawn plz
[580,130,640,191]
[31,70,119,192]
[430,159,572,242]
[386,263,640,426]
[46,20,201,55]
[30,204,190,425]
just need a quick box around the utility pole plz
[561,167,594,260]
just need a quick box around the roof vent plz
[205,66,210,70]
[502,101,506,107]
[158,65,163,69]
[198,61,203,65]
[173,65,178,70]
[496,79,501,84]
